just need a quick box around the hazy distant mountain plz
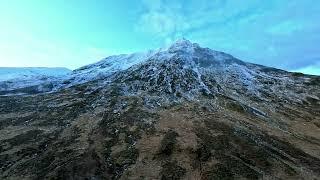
[0,39,319,179]
[0,67,71,95]
[0,67,70,80]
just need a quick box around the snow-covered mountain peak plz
[3,39,316,98]
[67,50,161,86]
[165,39,235,66]
[168,38,199,54]
[71,39,230,80]
[0,39,252,96]
[170,38,193,47]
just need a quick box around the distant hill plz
[0,67,71,81]
[0,67,71,95]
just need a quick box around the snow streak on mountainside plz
[65,50,161,87]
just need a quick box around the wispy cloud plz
[135,0,320,75]
[1,0,319,74]
[136,0,265,40]
[136,0,190,44]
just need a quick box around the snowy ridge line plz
[1,39,317,97]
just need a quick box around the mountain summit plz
[168,38,197,52]
[0,40,320,179]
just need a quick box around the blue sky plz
[0,0,319,75]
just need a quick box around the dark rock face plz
[1,40,320,179]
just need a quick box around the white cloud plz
[136,0,265,43]
[138,12,175,36]
[136,0,190,39]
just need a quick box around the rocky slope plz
[0,39,320,179]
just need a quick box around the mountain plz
[0,39,319,179]
[0,67,71,95]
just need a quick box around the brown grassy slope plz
[0,83,319,180]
